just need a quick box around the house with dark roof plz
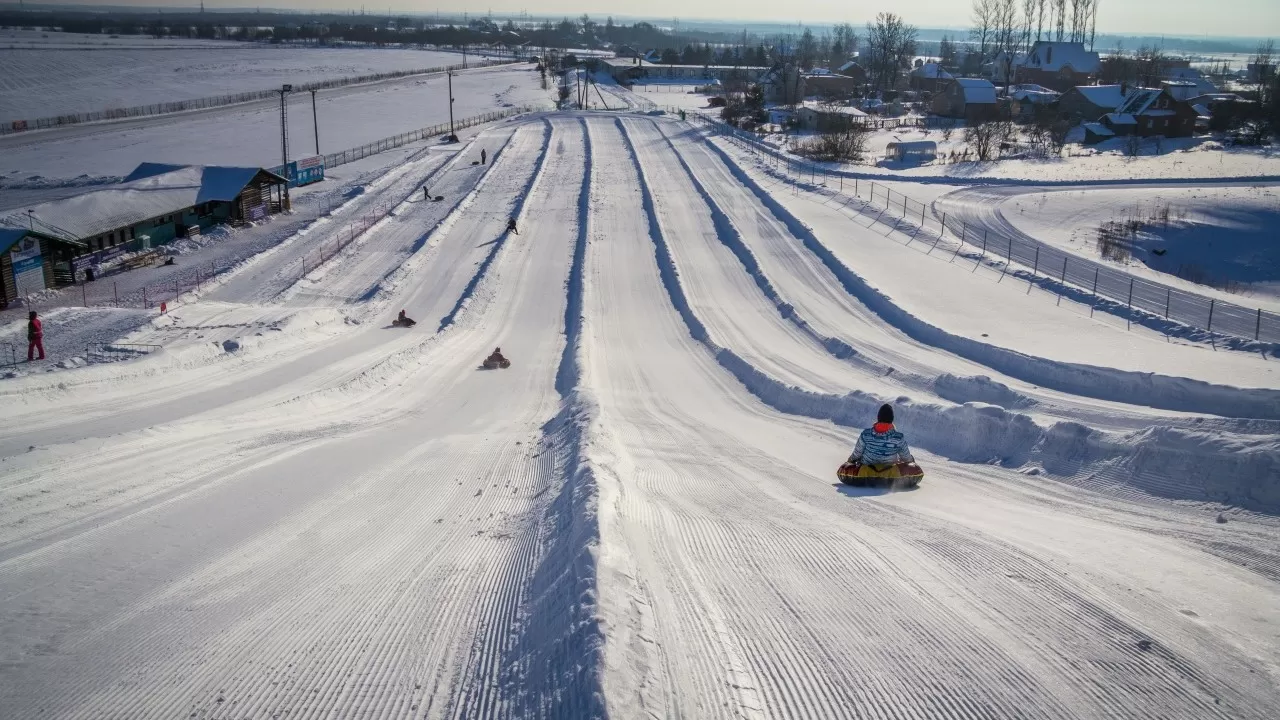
[931,78,999,121]
[1101,87,1198,138]
[1058,84,1130,122]
[1013,41,1101,91]
[909,62,953,93]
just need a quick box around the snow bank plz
[700,134,1280,421]
[506,120,605,714]
[632,119,1280,513]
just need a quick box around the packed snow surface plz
[1,113,1278,719]
[0,64,553,180]
[0,41,478,122]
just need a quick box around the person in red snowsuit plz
[27,310,45,361]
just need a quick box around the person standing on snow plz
[507,217,519,235]
[27,310,45,361]
[481,148,487,165]
[849,404,913,467]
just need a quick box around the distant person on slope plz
[27,310,45,361]
[506,217,519,235]
[481,148,487,165]
[849,404,913,467]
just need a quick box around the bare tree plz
[865,12,917,91]
[1253,39,1276,98]
[1052,0,1066,42]
[1088,0,1099,50]
[1135,45,1169,87]
[970,0,997,62]
[965,120,1014,160]
[1036,0,1047,42]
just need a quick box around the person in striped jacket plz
[849,404,914,467]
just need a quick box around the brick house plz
[1101,87,1198,138]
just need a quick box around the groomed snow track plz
[1,113,1277,720]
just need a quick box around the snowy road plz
[1,113,1277,719]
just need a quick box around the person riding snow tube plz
[393,309,416,328]
[482,347,511,369]
[837,404,924,488]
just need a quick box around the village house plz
[1,228,87,306]
[803,71,862,99]
[909,62,954,93]
[795,101,869,132]
[931,78,999,122]
[836,60,869,84]
[1010,41,1101,92]
[7,163,288,285]
[1101,87,1199,138]
[1006,84,1060,119]
[601,57,766,85]
[1057,84,1130,122]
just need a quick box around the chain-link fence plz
[700,115,1280,345]
[0,59,518,135]
[12,104,542,314]
[323,105,542,168]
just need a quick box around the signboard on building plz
[269,157,326,189]
[247,204,268,221]
[294,155,326,186]
[9,235,45,297]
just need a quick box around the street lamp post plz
[277,84,292,210]
[310,89,320,155]
[447,70,458,142]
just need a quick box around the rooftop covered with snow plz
[14,164,285,243]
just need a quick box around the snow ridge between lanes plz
[499,116,606,717]
[646,118,1040,411]
[698,130,1280,420]
[620,117,1280,513]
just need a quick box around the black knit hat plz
[877,404,894,424]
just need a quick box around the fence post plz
[1056,256,1068,306]
[1126,278,1134,330]
[1165,288,1171,318]
[902,195,907,218]
[114,282,119,307]
[142,286,147,309]
[196,269,201,292]
[82,283,88,308]
[1207,299,1215,332]
[1027,246,1039,294]
[1089,268,1099,317]
[1258,308,1263,341]
[940,212,947,238]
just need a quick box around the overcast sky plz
[54,1,1280,38]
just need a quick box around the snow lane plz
[702,128,1280,419]
[0,117,588,718]
[621,117,861,396]
[582,115,1278,718]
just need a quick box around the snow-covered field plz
[1,111,1278,718]
[0,34,483,122]
[986,184,1280,300]
[0,64,554,190]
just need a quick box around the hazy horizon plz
[8,1,1279,39]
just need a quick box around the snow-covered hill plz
[0,113,1276,719]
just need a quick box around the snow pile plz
[162,224,236,256]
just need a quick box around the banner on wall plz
[9,235,44,297]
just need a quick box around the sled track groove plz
[700,129,1280,421]
[611,113,1276,719]
[438,120,552,333]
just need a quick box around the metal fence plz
[12,103,541,315]
[323,105,542,168]
[700,116,1280,345]
[0,59,518,135]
